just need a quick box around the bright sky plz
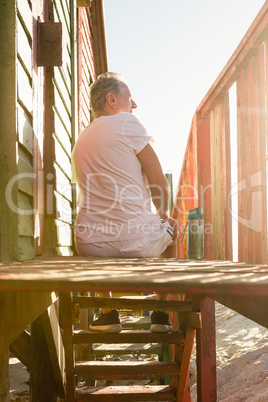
[103,0,266,192]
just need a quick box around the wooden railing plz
[173,1,268,264]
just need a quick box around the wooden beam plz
[0,0,18,262]
[196,113,212,259]
[10,330,31,369]
[73,296,192,312]
[41,300,66,398]
[176,326,195,401]
[73,330,184,345]
[59,292,76,402]
[209,94,232,260]
[0,348,9,402]
[194,297,217,402]
[30,315,58,402]
[90,0,108,75]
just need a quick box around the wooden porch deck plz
[1,256,268,401]
[1,256,268,296]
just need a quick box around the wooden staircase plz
[60,293,200,401]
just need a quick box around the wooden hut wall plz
[14,0,75,259]
[0,0,106,262]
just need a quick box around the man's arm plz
[137,143,170,220]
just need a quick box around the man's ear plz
[106,92,116,108]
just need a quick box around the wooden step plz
[120,316,151,330]
[76,385,176,401]
[73,330,184,345]
[73,296,192,312]
[75,360,180,379]
[92,342,162,356]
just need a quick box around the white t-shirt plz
[72,112,164,244]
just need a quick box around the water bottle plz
[187,207,204,259]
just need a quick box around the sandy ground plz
[9,302,268,401]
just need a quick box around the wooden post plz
[196,113,212,259]
[30,316,58,402]
[194,297,217,402]
[59,292,76,402]
[0,349,9,402]
[176,327,195,402]
[41,301,66,398]
[0,0,18,262]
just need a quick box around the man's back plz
[72,112,161,243]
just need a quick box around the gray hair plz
[89,72,126,116]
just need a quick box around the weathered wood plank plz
[92,343,162,356]
[1,258,268,298]
[18,214,34,237]
[194,297,217,402]
[18,147,34,196]
[0,348,9,402]
[176,326,195,402]
[17,60,32,114]
[209,93,232,261]
[18,236,35,261]
[172,120,198,259]
[17,104,33,154]
[18,194,34,237]
[0,0,18,262]
[59,292,76,402]
[236,54,267,264]
[195,114,212,260]
[75,360,180,378]
[120,315,151,330]
[76,385,176,401]
[251,46,267,264]
[73,330,184,345]
[73,296,192,312]
[10,330,31,369]
[177,312,202,329]
[41,300,66,398]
